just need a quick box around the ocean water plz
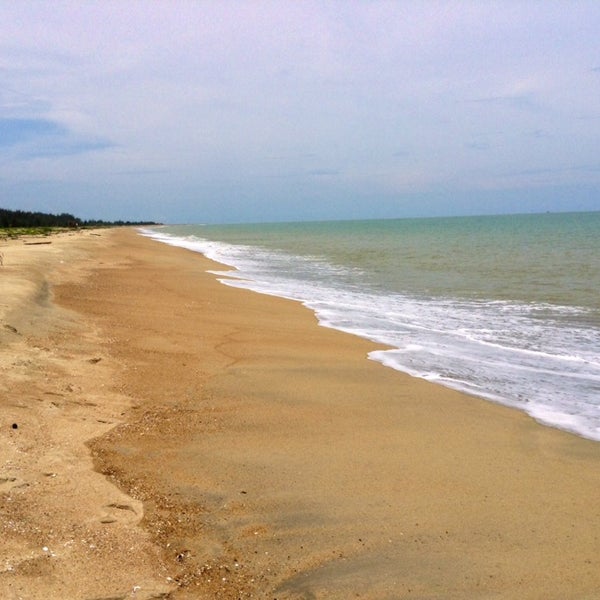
[141,212,600,442]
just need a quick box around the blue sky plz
[1,1,599,223]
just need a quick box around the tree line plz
[0,207,158,229]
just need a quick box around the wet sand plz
[2,228,600,599]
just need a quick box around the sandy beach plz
[2,227,600,599]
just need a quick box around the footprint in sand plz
[100,502,138,525]
[0,476,28,491]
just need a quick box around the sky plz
[1,1,599,224]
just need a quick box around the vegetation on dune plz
[0,207,159,239]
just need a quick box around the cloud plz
[467,94,541,113]
[465,141,491,151]
[1,2,600,222]
[508,163,600,177]
[308,169,340,177]
[527,129,550,139]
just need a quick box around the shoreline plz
[2,228,600,599]
[144,221,600,445]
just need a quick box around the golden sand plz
[1,228,599,599]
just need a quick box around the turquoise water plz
[143,211,600,441]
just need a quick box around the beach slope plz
[2,228,600,599]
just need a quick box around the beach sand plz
[2,228,600,599]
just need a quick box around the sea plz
[141,211,600,442]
